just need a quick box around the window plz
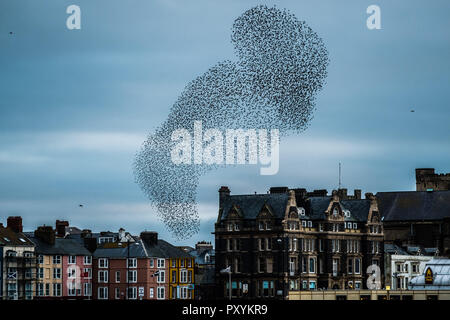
[37,255,44,264]
[301,220,307,227]
[157,287,165,300]
[319,239,324,252]
[84,256,92,265]
[68,267,76,279]
[267,258,274,273]
[228,223,233,231]
[333,259,339,276]
[98,258,108,268]
[127,258,137,268]
[157,258,165,268]
[302,281,308,289]
[302,257,307,273]
[180,259,185,268]
[84,268,92,279]
[259,257,265,273]
[53,255,61,264]
[128,270,137,283]
[127,287,137,300]
[307,221,312,228]
[68,256,76,264]
[115,271,121,283]
[348,259,353,274]
[172,270,177,283]
[319,224,324,232]
[266,238,272,250]
[149,288,154,298]
[180,270,188,283]
[233,239,240,251]
[309,281,316,290]
[38,268,44,279]
[265,222,271,230]
[53,283,62,296]
[53,268,61,279]
[45,283,50,296]
[99,270,108,283]
[412,263,419,274]
[115,287,121,300]
[355,281,361,290]
[180,286,188,299]
[37,283,44,296]
[150,259,154,268]
[234,223,240,231]
[259,221,264,230]
[355,258,361,274]
[98,287,108,300]
[157,270,165,283]
[309,258,316,274]
[84,283,92,296]
[353,223,357,229]
[333,207,339,216]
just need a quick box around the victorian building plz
[214,186,384,299]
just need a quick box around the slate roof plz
[28,236,91,256]
[221,192,373,222]
[93,239,191,259]
[220,193,290,220]
[384,243,409,255]
[307,197,371,222]
[409,258,450,289]
[0,226,34,247]
[377,190,450,221]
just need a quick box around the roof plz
[93,239,191,259]
[377,190,450,221]
[28,236,91,256]
[409,258,450,289]
[384,243,409,255]
[307,197,371,222]
[220,193,290,220]
[189,248,215,265]
[0,226,34,247]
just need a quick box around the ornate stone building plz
[214,186,384,299]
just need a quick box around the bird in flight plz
[79,204,84,207]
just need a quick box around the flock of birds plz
[134,5,329,239]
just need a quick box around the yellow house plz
[168,256,195,299]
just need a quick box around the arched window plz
[205,253,210,263]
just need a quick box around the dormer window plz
[227,223,233,231]
[234,223,240,231]
[301,221,307,227]
[307,221,312,228]
[353,223,357,229]
[333,207,339,217]
[265,222,271,230]
[259,221,264,231]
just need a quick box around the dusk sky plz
[1,0,449,246]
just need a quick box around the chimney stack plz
[81,229,92,238]
[35,226,55,245]
[55,220,69,238]
[219,186,230,207]
[354,189,362,199]
[140,231,158,246]
[7,216,23,233]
